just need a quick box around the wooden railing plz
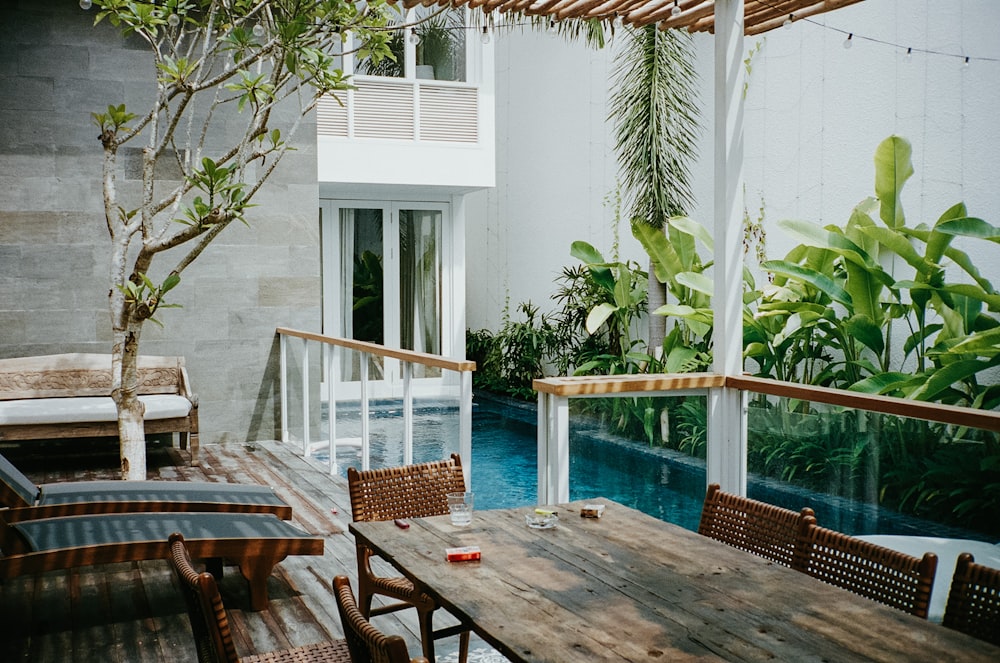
[533,372,1000,503]
[277,327,475,475]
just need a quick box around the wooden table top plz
[350,498,1000,662]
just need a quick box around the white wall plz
[466,30,628,332]
[741,0,1000,270]
[467,0,1000,336]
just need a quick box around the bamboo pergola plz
[398,0,865,36]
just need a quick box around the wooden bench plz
[0,353,199,463]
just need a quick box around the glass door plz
[321,200,450,391]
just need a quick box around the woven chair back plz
[698,483,815,568]
[797,524,937,618]
[333,576,427,663]
[168,533,240,663]
[348,454,467,522]
[943,552,1000,646]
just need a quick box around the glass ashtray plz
[525,512,559,529]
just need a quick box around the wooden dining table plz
[349,498,1000,662]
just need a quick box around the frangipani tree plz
[87,0,408,479]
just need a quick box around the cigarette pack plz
[446,546,481,562]
[580,503,606,519]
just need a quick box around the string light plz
[547,19,558,34]
[671,1,681,18]
[842,33,853,49]
[480,26,490,45]
[408,27,420,45]
[904,47,912,62]
[963,56,970,70]
[252,22,265,37]
[79,0,92,9]
[783,14,793,29]
[612,12,624,29]
[167,13,180,27]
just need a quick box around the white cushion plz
[0,395,191,425]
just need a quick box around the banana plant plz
[760,135,1000,407]
[569,240,649,374]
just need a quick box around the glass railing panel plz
[566,394,709,531]
[746,394,1000,541]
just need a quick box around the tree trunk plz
[647,257,666,359]
[113,325,147,480]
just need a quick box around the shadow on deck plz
[0,439,479,662]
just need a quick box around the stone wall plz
[0,1,321,445]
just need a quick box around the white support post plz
[708,0,748,495]
[301,337,311,457]
[459,370,473,485]
[360,356,370,471]
[537,392,570,505]
[279,333,289,444]
[402,361,413,466]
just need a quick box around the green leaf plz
[586,303,617,334]
[858,225,937,276]
[570,240,605,265]
[675,271,713,297]
[848,372,914,394]
[668,216,713,252]
[844,314,884,356]
[632,220,685,285]
[910,358,1000,401]
[935,217,1000,243]
[762,260,854,309]
[944,327,1000,357]
[873,135,914,228]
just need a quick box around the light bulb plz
[843,33,853,49]
[671,1,681,17]
[547,19,557,34]
[79,0,92,9]
[783,14,793,29]
[612,13,623,29]
[963,56,970,70]
[480,26,490,45]
[408,28,420,45]
[252,22,265,37]
[904,47,912,62]
[167,13,180,27]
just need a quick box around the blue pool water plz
[322,393,988,539]
[324,393,707,531]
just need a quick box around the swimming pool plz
[322,392,707,530]
[320,392,989,539]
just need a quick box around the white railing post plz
[301,337,311,457]
[279,332,289,444]
[360,355,370,471]
[326,343,337,474]
[459,370,473,483]
[402,361,413,466]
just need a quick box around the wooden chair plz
[168,532,351,663]
[347,454,471,663]
[796,524,937,618]
[942,552,1000,646]
[697,483,816,568]
[334,575,431,663]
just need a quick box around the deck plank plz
[0,439,454,662]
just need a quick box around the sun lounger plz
[0,511,324,610]
[0,451,291,522]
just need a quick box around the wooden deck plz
[0,438,479,662]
